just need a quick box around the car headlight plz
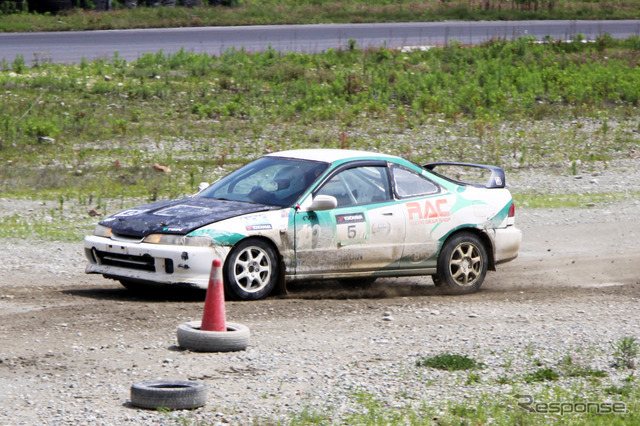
[142,234,212,247]
[93,224,112,238]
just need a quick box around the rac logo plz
[407,199,450,221]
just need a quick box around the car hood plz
[100,197,276,238]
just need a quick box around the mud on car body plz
[84,149,522,300]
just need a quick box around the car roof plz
[266,149,398,163]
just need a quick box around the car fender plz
[187,208,294,269]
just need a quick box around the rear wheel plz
[435,232,488,294]
[224,239,278,301]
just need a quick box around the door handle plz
[382,212,394,216]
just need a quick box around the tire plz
[338,277,377,287]
[130,380,206,410]
[224,239,278,301]
[177,320,250,352]
[435,232,488,295]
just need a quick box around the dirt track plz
[1,198,639,423]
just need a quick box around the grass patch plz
[514,191,640,209]
[605,383,635,397]
[612,337,640,369]
[416,353,483,371]
[286,385,640,424]
[559,355,608,378]
[523,367,560,383]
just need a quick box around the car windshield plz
[199,156,329,207]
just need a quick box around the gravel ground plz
[0,160,639,424]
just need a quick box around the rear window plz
[391,166,440,198]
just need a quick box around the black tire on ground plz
[224,239,278,301]
[435,232,488,295]
[338,277,377,287]
[130,380,206,410]
[177,320,250,352]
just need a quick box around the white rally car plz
[84,149,521,300]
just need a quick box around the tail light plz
[507,201,515,226]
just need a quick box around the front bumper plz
[84,235,231,290]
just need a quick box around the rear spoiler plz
[423,162,506,189]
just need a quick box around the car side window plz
[391,166,440,198]
[316,166,391,208]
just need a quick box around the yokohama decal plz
[246,224,272,231]
[336,213,365,224]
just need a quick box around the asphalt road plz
[2,20,640,64]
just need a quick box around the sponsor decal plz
[406,199,451,225]
[372,222,391,234]
[163,227,184,232]
[242,213,273,231]
[336,213,367,242]
[242,213,270,224]
[246,224,273,231]
[336,213,365,224]
[494,176,503,186]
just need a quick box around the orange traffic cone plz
[201,259,226,332]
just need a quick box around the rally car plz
[84,149,521,300]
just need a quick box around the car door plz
[293,163,406,276]
[390,165,455,269]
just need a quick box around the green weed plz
[416,353,483,371]
[558,355,607,378]
[612,337,640,369]
[523,367,560,383]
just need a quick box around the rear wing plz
[423,162,506,189]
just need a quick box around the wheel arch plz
[440,227,496,271]
[224,235,287,296]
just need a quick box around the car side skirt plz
[285,267,437,281]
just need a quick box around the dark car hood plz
[100,197,276,238]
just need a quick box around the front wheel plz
[435,233,488,295]
[224,239,278,301]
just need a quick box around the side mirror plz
[309,195,337,211]
[197,182,210,192]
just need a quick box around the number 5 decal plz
[347,225,357,239]
[335,213,367,245]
